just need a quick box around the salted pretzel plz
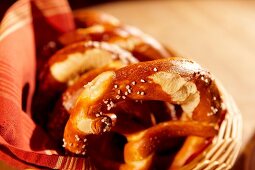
[32,41,138,126]
[41,41,137,87]
[48,61,175,144]
[37,11,174,78]
[36,11,120,72]
[47,61,172,142]
[31,10,229,170]
[62,57,225,169]
[47,61,124,143]
[38,11,174,73]
[59,24,173,61]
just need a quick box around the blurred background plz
[1,0,255,169]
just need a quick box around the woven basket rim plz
[181,80,242,170]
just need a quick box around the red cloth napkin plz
[0,0,91,169]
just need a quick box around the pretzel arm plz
[124,121,216,163]
[169,136,210,169]
[59,24,172,61]
[63,57,224,155]
[47,61,124,142]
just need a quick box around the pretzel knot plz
[63,57,224,166]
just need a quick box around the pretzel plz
[42,41,137,86]
[47,61,124,142]
[44,28,173,137]
[36,11,120,74]
[48,62,174,143]
[32,11,228,169]
[37,11,174,75]
[32,41,138,126]
[63,57,224,168]
[59,24,173,61]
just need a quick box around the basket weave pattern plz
[182,83,242,170]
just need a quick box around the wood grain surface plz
[76,0,255,169]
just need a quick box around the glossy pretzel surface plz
[33,11,227,170]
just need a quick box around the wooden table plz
[77,0,255,169]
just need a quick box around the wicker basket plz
[181,81,242,170]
